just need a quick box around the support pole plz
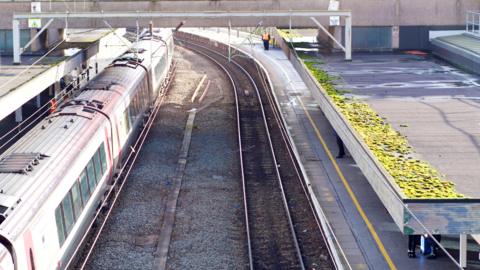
[460,234,467,268]
[15,107,22,123]
[36,95,41,108]
[13,19,21,64]
[345,15,352,61]
[228,19,231,62]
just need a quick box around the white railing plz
[466,11,480,36]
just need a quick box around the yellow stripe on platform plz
[297,97,397,270]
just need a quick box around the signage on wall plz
[31,2,41,13]
[28,19,42,28]
[29,2,42,28]
[329,0,340,26]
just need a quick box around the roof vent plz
[0,153,48,174]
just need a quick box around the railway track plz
[177,35,335,270]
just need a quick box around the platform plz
[316,51,480,233]
[181,28,463,269]
[431,33,480,76]
[0,29,130,121]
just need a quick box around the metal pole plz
[466,12,469,33]
[15,107,22,123]
[460,234,467,268]
[289,12,292,44]
[65,14,69,41]
[36,95,42,108]
[13,19,21,64]
[345,15,352,61]
[228,20,232,62]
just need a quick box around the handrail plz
[466,11,480,36]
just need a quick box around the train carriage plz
[0,29,174,270]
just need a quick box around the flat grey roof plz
[323,52,480,198]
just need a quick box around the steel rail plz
[254,62,341,268]
[175,40,253,270]
[178,38,305,269]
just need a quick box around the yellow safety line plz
[297,97,397,270]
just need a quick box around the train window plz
[93,152,103,180]
[123,109,131,133]
[133,95,139,120]
[79,172,90,204]
[71,182,82,219]
[86,160,97,185]
[54,207,66,246]
[61,192,75,234]
[99,143,107,173]
[155,55,164,80]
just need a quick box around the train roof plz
[0,90,115,219]
[0,31,172,231]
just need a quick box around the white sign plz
[328,0,339,11]
[330,16,340,26]
[31,2,41,13]
[28,18,42,28]
[328,0,340,26]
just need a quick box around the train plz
[0,28,174,270]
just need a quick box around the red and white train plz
[0,29,174,270]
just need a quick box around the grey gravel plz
[85,46,247,270]
[165,46,247,270]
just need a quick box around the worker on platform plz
[262,31,271,51]
[49,98,57,114]
[426,234,441,259]
[336,134,345,158]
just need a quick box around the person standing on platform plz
[49,98,57,114]
[336,134,345,158]
[408,234,420,258]
[427,234,442,259]
[262,31,271,50]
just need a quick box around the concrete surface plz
[322,52,480,199]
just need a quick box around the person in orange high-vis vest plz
[49,98,57,114]
[262,32,271,51]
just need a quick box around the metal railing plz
[466,11,480,36]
